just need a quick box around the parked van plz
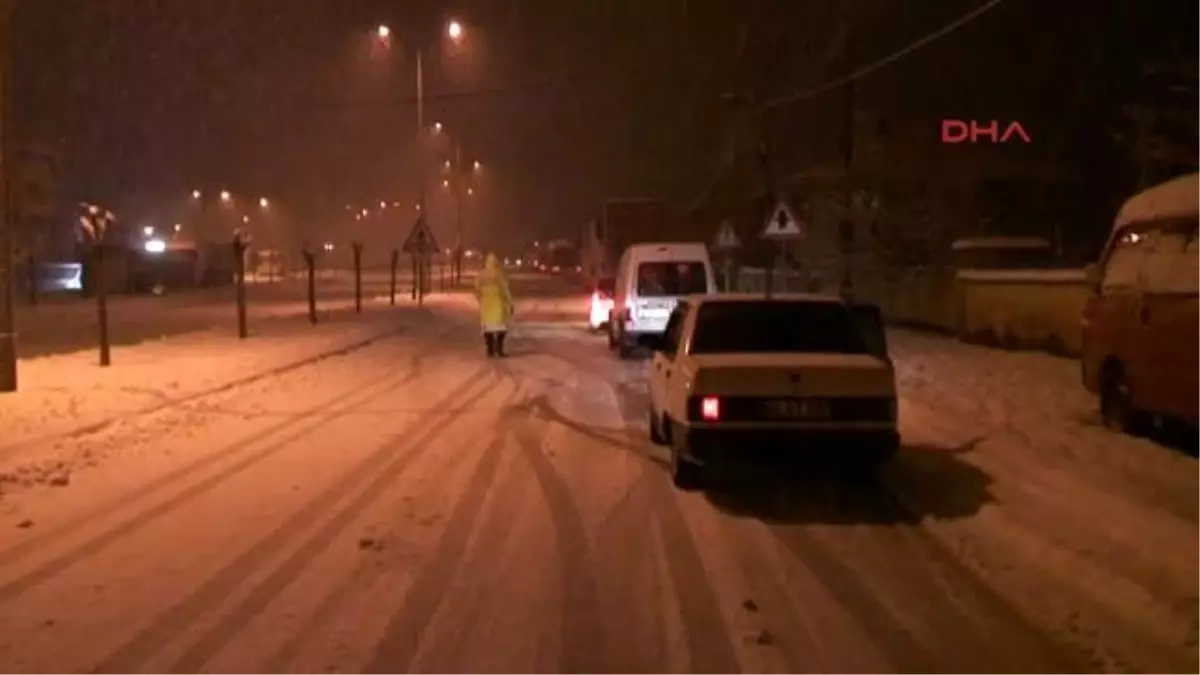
[1081,172,1198,432]
[609,242,716,359]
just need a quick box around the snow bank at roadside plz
[0,308,411,464]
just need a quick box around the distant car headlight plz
[144,239,166,254]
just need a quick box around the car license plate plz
[764,399,831,420]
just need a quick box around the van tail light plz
[700,396,720,421]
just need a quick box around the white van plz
[607,242,716,358]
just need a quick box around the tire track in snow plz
[0,340,440,568]
[363,405,514,673]
[167,381,516,674]
[90,365,499,674]
[258,419,489,673]
[590,457,672,673]
[527,345,741,673]
[767,484,1080,672]
[0,315,425,464]
[0,345,440,601]
[497,397,609,673]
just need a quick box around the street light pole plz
[416,48,426,215]
[454,141,463,284]
[0,0,16,392]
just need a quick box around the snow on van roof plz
[950,237,1051,251]
[1114,172,1199,230]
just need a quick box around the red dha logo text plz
[941,120,1032,144]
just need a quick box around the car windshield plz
[636,261,706,297]
[689,300,869,354]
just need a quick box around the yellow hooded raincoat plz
[474,253,513,332]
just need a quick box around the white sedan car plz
[644,293,898,489]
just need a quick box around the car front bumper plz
[681,427,900,466]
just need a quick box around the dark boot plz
[484,332,496,357]
[496,331,508,357]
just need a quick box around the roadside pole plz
[389,248,398,306]
[351,241,363,313]
[95,243,110,365]
[80,204,115,366]
[0,0,15,391]
[232,231,249,338]
[410,254,417,301]
[302,243,317,324]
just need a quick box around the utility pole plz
[454,141,463,284]
[840,4,858,299]
[0,0,16,392]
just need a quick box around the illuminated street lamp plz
[444,159,451,169]
[142,225,155,237]
[442,179,450,188]
[467,187,474,196]
[433,122,443,133]
[259,197,269,208]
[376,24,391,39]
[220,190,232,202]
[242,215,250,224]
[174,224,183,233]
[379,200,387,209]
[191,189,202,199]
[447,20,463,41]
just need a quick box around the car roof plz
[681,292,846,305]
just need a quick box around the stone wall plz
[735,266,1090,357]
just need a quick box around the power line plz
[765,0,1008,108]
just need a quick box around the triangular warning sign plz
[402,217,439,254]
[761,201,804,239]
[712,221,741,250]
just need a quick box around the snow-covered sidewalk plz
[0,306,417,474]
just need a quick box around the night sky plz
[10,0,1198,253]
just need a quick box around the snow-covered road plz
[0,277,1194,673]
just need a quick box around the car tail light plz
[700,396,720,421]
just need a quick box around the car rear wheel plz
[614,323,636,359]
[668,420,703,490]
[648,409,667,445]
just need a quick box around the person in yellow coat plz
[473,252,514,357]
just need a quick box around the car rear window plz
[636,261,707,297]
[689,300,869,354]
